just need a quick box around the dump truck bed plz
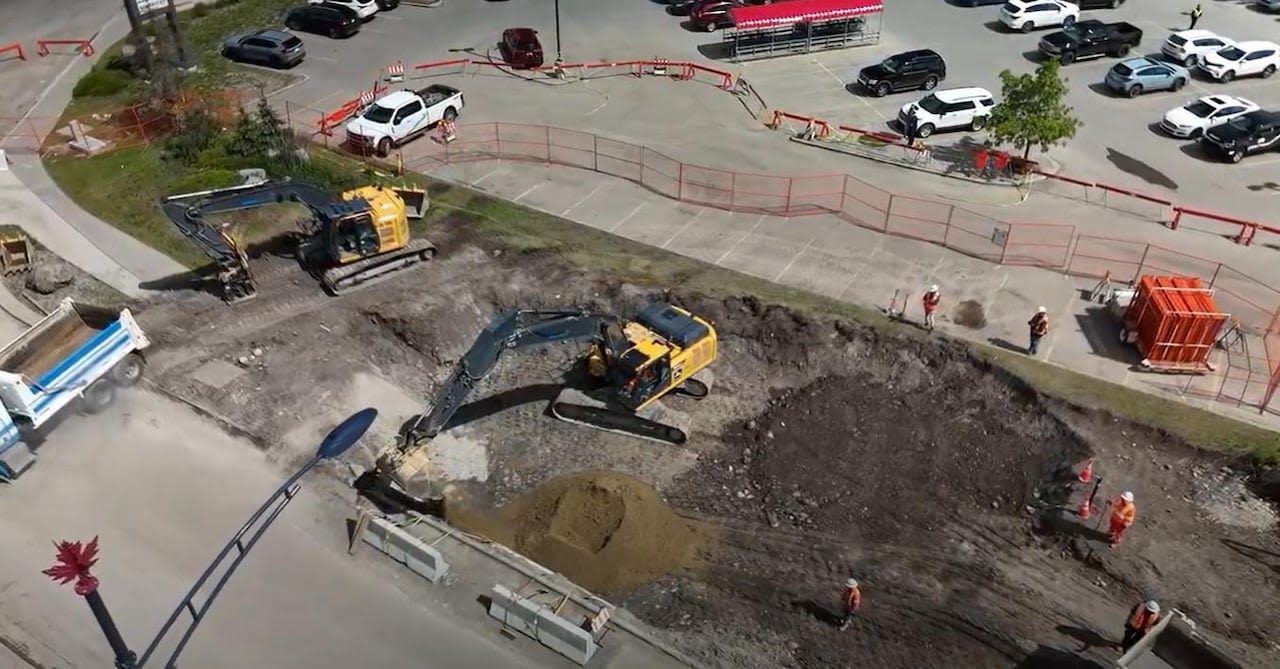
[0,302,112,380]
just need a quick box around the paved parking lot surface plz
[737,0,1280,222]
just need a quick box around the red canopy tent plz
[724,0,883,61]
[730,0,885,31]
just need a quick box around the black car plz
[1201,110,1280,163]
[1068,0,1125,8]
[856,49,947,97]
[285,3,361,38]
[375,0,399,8]
[221,29,306,68]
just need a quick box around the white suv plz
[898,87,997,138]
[999,0,1079,33]
[1160,30,1234,67]
[1197,41,1280,82]
[309,0,378,21]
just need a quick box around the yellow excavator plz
[161,179,436,303]
[367,302,718,506]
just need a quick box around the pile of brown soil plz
[448,472,716,595]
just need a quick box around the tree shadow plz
[1104,148,1179,190]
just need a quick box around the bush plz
[72,69,133,98]
[167,169,243,194]
[191,3,212,17]
[163,107,222,165]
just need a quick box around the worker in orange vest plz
[839,578,862,631]
[1121,599,1161,652]
[1109,491,1137,547]
[1027,306,1049,355]
[922,285,941,331]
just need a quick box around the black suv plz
[285,3,361,38]
[856,49,947,97]
[1201,110,1280,163]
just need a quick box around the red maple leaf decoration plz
[42,536,100,596]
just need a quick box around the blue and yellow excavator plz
[160,178,435,303]
[372,302,718,503]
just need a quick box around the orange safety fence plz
[36,39,94,57]
[0,42,24,61]
[314,83,389,137]
[764,107,1270,246]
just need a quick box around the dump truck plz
[0,299,150,479]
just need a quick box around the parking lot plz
[732,0,1280,221]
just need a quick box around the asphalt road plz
[0,389,590,669]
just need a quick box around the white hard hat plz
[1145,600,1160,613]
[1037,306,1047,313]
[930,285,939,293]
[846,578,858,589]
[1121,491,1135,502]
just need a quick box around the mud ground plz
[128,214,1280,669]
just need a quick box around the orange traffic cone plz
[1077,497,1091,520]
[1078,458,1095,484]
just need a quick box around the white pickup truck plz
[345,84,465,157]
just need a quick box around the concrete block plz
[487,584,599,665]
[361,517,451,583]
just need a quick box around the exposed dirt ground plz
[128,217,1280,669]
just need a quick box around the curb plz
[788,135,1059,187]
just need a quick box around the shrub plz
[191,3,212,17]
[167,169,242,194]
[163,107,222,165]
[71,69,133,98]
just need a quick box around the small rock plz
[1224,611,1232,619]
[236,356,251,366]
[991,501,1000,509]
[765,430,775,440]
[252,347,263,357]
[1163,463,1172,470]
[766,511,780,528]
[1025,505,1036,515]
[1032,490,1041,499]
[746,419,758,431]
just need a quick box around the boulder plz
[25,263,75,295]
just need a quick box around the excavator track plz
[321,238,438,295]
[551,370,713,445]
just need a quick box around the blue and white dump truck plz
[0,299,150,480]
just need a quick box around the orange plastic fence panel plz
[36,39,93,57]
[0,42,24,61]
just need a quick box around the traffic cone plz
[1078,458,1095,484]
[1077,497,1091,520]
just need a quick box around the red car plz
[500,28,544,69]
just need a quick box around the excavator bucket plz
[0,236,32,275]
[392,187,428,219]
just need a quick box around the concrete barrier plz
[360,516,451,583]
[487,584,599,665]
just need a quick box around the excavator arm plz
[401,308,627,444]
[159,179,345,302]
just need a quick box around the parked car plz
[1038,20,1142,64]
[1104,57,1189,97]
[500,28,544,69]
[1160,30,1234,67]
[1201,110,1280,163]
[346,85,465,156]
[1065,0,1125,7]
[308,0,378,21]
[285,3,360,38]
[856,49,947,97]
[1197,41,1280,82]
[375,0,400,8]
[898,87,996,138]
[689,0,741,31]
[221,29,306,69]
[950,0,1008,6]
[999,0,1080,33]
[1160,95,1260,138]
[1254,0,1280,11]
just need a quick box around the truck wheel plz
[81,380,116,415]
[916,123,935,138]
[1060,51,1076,65]
[376,137,391,157]
[971,116,987,131]
[109,354,145,387]
[1229,151,1243,164]
[1115,44,1131,57]
[443,107,458,122]
[874,82,891,97]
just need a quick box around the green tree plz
[987,59,1082,161]
[227,98,294,159]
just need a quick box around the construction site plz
[127,201,1280,669]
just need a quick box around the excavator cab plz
[330,211,382,260]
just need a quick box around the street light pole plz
[44,408,378,669]
[553,0,564,68]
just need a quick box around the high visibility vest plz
[1111,500,1136,527]
[843,587,862,613]
[1128,604,1159,631]
[1030,314,1049,335]
[923,292,940,312]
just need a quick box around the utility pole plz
[553,0,564,69]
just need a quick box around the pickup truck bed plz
[419,84,461,107]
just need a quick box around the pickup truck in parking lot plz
[345,85,465,157]
[1038,20,1142,64]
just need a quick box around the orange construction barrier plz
[36,39,94,57]
[0,42,25,61]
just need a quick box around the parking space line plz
[774,238,815,282]
[1041,281,1077,361]
[813,59,845,86]
[922,255,946,285]
[470,168,499,187]
[609,202,647,232]
[836,236,882,301]
[562,183,607,216]
[716,215,766,265]
[513,183,541,202]
[661,210,705,249]
[306,91,345,110]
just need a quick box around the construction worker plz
[1187,4,1203,29]
[1027,306,1049,355]
[922,285,941,331]
[1121,600,1161,652]
[1109,491,1137,547]
[839,578,862,631]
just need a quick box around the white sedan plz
[999,0,1080,33]
[309,0,379,21]
[1160,95,1260,138]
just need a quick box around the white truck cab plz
[345,85,464,157]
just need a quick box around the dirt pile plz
[448,472,716,595]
